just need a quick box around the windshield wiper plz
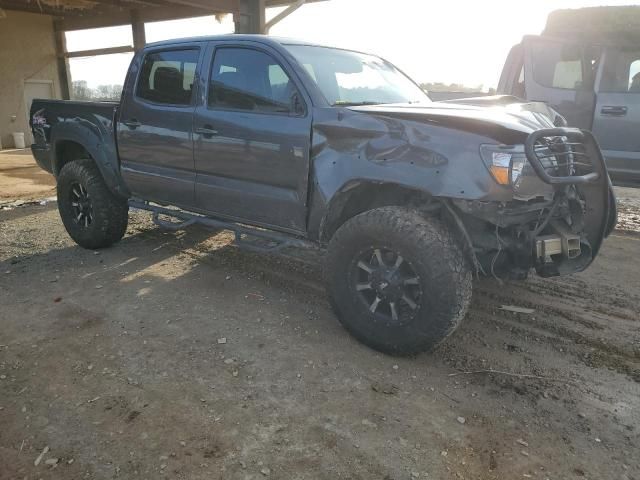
[332,101,383,107]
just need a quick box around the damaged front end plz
[452,128,616,279]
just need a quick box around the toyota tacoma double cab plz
[30,35,616,355]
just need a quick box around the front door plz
[592,46,640,180]
[522,36,598,129]
[118,46,202,207]
[193,43,312,234]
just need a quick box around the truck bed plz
[30,99,120,176]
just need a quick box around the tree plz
[420,82,489,93]
[71,81,123,101]
[95,84,123,100]
[72,80,93,101]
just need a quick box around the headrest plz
[154,67,182,97]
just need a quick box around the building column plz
[53,19,71,100]
[131,9,146,51]
[234,0,266,34]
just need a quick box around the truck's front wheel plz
[326,207,472,355]
[57,159,128,249]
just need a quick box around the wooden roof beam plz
[63,45,135,58]
[264,0,304,33]
[58,2,238,30]
[91,0,239,10]
[0,0,106,16]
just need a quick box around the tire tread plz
[57,159,128,249]
[326,206,472,355]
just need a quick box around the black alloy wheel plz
[69,182,93,228]
[351,247,422,325]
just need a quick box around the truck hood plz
[349,96,563,142]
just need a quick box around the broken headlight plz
[480,144,527,187]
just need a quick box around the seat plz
[212,71,252,109]
[152,66,189,104]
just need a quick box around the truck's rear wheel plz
[326,207,472,355]
[57,159,128,249]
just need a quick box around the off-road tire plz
[57,159,128,249]
[326,207,472,355]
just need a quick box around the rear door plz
[118,45,203,207]
[192,41,312,233]
[591,46,640,180]
[521,36,599,129]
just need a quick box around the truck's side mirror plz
[291,91,305,116]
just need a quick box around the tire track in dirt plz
[468,278,640,383]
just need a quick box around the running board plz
[152,212,197,231]
[129,199,316,254]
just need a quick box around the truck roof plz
[543,6,640,47]
[145,34,325,49]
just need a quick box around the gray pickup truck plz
[30,35,615,355]
[498,34,640,183]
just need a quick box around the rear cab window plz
[136,49,200,105]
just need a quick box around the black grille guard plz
[524,127,605,185]
[525,128,617,270]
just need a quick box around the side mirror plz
[291,91,305,116]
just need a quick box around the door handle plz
[600,106,628,116]
[195,125,219,138]
[123,119,141,129]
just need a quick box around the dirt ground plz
[1,186,639,479]
[0,150,56,203]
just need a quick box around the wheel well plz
[321,183,435,243]
[54,140,91,176]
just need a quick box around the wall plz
[0,10,61,149]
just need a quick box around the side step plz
[129,199,316,254]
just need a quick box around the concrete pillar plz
[234,0,266,34]
[53,19,71,100]
[131,9,146,51]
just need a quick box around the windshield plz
[284,45,430,106]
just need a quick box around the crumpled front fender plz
[307,107,525,240]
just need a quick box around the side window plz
[209,47,301,114]
[137,49,199,105]
[599,48,640,93]
[531,42,586,90]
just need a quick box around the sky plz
[66,0,640,91]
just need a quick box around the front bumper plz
[525,128,616,272]
[457,128,616,279]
